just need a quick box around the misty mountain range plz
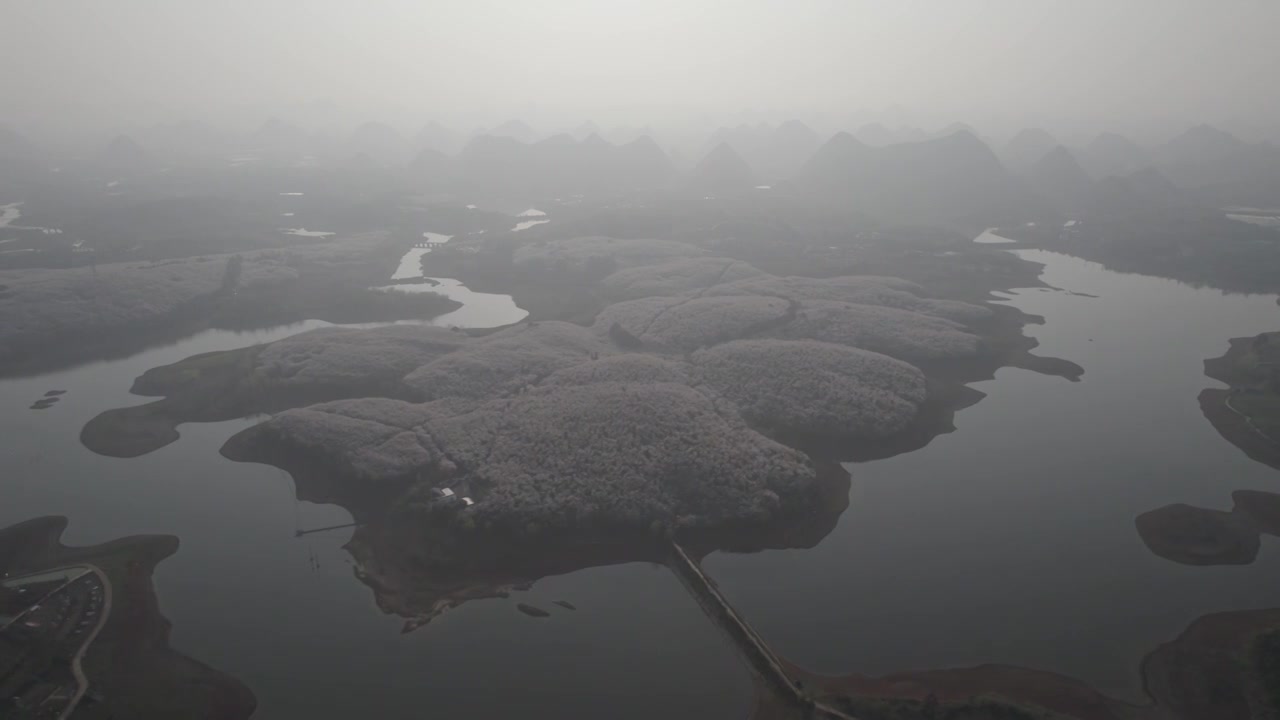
[5,117,1280,227]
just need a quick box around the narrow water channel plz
[0,248,746,719]
[6,239,1276,715]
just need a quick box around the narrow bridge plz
[668,541,859,719]
[295,521,362,538]
[412,238,450,249]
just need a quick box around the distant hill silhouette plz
[705,124,766,167]
[853,123,896,147]
[571,121,601,141]
[797,130,1033,227]
[1162,124,1249,168]
[689,142,757,194]
[0,125,43,191]
[256,117,305,142]
[414,121,464,154]
[452,134,529,189]
[1093,167,1185,216]
[96,135,152,174]
[703,120,819,180]
[437,132,673,194]
[619,135,676,186]
[853,123,928,147]
[347,122,412,166]
[1022,144,1189,218]
[408,147,452,175]
[795,131,870,184]
[1124,167,1183,205]
[1003,128,1058,172]
[141,120,227,158]
[1027,146,1097,215]
[1078,132,1152,179]
[605,125,653,146]
[766,120,821,177]
[930,122,984,142]
[0,125,36,162]
[249,117,309,160]
[1155,124,1280,206]
[487,119,538,144]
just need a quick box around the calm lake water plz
[707,249,1280,701]
[2,245,1278,715]
[0,277,747,718]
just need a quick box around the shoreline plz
[769,602,1280,720]
[0,517,256,719]
[1198,331,1280,471]
[1200,388,1280,471]
[0,235,463,380]
[66,222,1102,717]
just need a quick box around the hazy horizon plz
[5,0,1280,145]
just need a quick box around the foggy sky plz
[5,0,1280,141]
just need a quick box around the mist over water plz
[4,3,1280,719]
[5,1,1280,144]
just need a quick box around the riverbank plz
[696,244,1280,712]
[29,203,1280,718]
[1136,490,1280,567]
[80,323,469,458]
[0,233,461,378]
[0,517,256,719]
[998,208,1280,296]
[76,220,1084,641]
[1199,332,1280,470]
[771,601,1280,720]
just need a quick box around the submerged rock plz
[1137,490,1280,567]
[1136,503,1261,566]
[516,603,550,618]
